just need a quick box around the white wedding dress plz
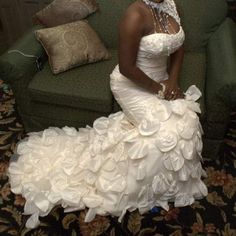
[8,1,208,229]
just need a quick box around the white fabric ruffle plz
[8,85,207,228]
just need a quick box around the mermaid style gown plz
[8,2,208,229]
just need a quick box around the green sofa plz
[0,0,235,159]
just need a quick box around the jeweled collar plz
[142,0,166,12]
[142,0,181,25]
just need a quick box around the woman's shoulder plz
[121,0,147,25]
[118,1,148,38]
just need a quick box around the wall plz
[0,0,51,54]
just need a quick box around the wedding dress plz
[8,0,208,229]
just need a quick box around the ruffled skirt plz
[8,68,208,228]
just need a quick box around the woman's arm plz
[163,45,185,100]
[169,45,184,83]
[118,7,162,94]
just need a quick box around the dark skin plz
[118,0,184,100]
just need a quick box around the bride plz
[8,0,208,229]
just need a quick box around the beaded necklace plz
[142,0,178,34]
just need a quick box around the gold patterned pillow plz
[35,20,110,74]
[34,0,98,27]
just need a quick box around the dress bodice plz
[136,26,185,82]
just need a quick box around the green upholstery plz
[0,25,45,102]
[0,25,45,83]
[88,0,133,48]
[204,18,236,139]
[0,0,235,159]
[179,51,207,114]
[176,0,228,51]
[28,50,118,113]
[21,102,109,131]
[206,18,236,106]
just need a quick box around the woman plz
[8,0,208,229]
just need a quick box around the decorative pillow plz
[34,0,98,27]
[35,20,110,74]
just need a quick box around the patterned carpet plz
[0,79,236,236]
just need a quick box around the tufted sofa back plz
[88,0,228,50]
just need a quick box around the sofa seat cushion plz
[28,49,118,113]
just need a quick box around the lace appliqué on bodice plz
[136,26,185,82]
[139,27,184,56]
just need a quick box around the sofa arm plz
[204,18,236,139]
[0,24,46,85]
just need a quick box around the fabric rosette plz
[138,117,160,136]
[184,85,202,101]
[163,151,184,171]
[155,130,178,152]
[176,111,199,140]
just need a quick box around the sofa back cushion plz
[88,0,227,50]
[175,0,227,52]
[88,0,133,49]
